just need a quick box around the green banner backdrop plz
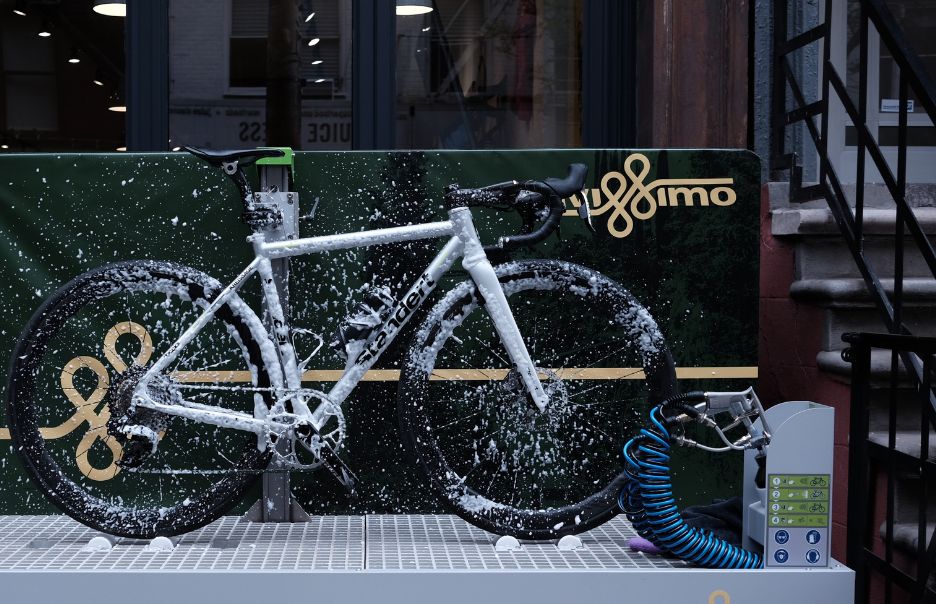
[0,149,759,515]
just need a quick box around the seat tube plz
[448,208,548,412]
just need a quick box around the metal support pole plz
[245,151,309,523]
[126,0,169,151]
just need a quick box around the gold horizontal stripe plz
[0,366,757,439]
[675,366,758,379]
[170,366,758,382]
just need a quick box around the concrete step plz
[869,430,936,460]
[880,522,935,557]
[768,181,936,212]
[772,207,936,237]
[823,307,936,350]
[869,397,935,434]
[816,348,917,384]
[786,235,936,281]
[791,278,936,308]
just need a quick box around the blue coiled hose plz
[618,397,763,569]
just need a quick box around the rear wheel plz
[7,260,280,538]
[398,260,677,539]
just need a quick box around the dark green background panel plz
[0,149,760,515]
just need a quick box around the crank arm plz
[317,444,359,497]
[299,422,358,496]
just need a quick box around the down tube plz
[315,236,464,420]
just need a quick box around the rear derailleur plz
[105,364,176,469]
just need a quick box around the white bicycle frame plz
[133,206,548,441]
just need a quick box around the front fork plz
[449,208,549,412]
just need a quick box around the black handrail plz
[844,333,936,603]
[773,0,936,337]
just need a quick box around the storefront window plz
[0,2,124,152]
[395,0,582,149]
[169,0,352,150]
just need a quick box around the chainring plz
[264,389,346,470]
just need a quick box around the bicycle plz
[6,147,676,539]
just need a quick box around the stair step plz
[768,181,936,212]
[816,348,916,384]
[791,278,936,308]
[868,430,936,460]
[772,207,936,236]
[879,522,935,556]
[792,238,936,280]
[824,307,936,350]
[868,392,936,433]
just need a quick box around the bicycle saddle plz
[184,146,285,167]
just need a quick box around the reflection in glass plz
[396,0,582,149]
[170,0,352,150]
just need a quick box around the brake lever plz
[576,190,596,233]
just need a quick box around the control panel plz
[765,474,831,567]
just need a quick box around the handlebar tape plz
[496,163,587,251]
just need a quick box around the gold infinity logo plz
[709,590,731,604]
[563,153,737,238]
[18,322,152,481]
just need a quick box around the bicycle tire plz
[7,260,279,538]
[398,260,677,539]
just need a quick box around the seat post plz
[256,150,297,318]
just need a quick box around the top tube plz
[259,220,456,259]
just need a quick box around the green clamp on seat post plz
[256,146,295,172]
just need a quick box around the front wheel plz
[398,260,677,539]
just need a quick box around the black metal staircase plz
[772,1,936,601]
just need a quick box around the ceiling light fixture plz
[396,0,433,16]
[305,12,315,22]
[68,47,81,64]
[314,78,326,83]
[38,21,52,37]
[307,37,320,46]
[311,59,323,65]
[116,146,127,151]
[93,1,126,17]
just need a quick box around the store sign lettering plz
[563,153,737,238]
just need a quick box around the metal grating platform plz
[0,514,363,571]
[365,514,684,571]
[0,514,854,604]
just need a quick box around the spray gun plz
[669,387,772,456]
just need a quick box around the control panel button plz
[775,530,790,544]
[774,549,789,564]
[805,549,821,564]
[806,530,821,544]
